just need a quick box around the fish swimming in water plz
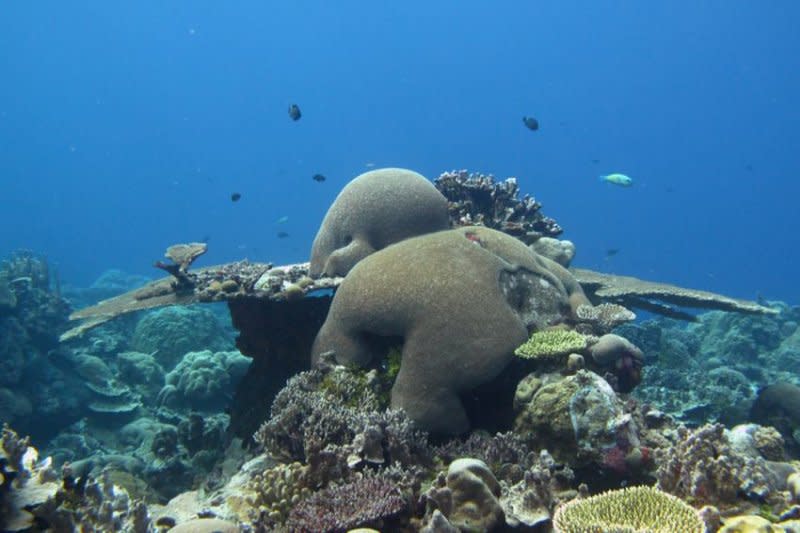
[312,173,326,182]
[230,192,241,202]
[599,173,633,187]
[277,231,289,239]
[288,104,302,121]
[522,116,539,131]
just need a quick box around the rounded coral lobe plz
[309,167,450,278]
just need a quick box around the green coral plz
[552,485,703,533]
[514,329,587,360]
[234,462,312,525]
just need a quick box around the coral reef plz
[421,458,505,531]
[552,485,704,533]
[286,476,407,532]
[131,306,234,370]
[0,251,74,438]
[655,423,795,509]
[434,169,563,243]
[309,167,450,278]
[750,382,800,456]
[514,370,644,476]
[514,328,588,360]
[1,424,150,532]
[312,226,590,434]
[161,349,250,409]
[572,267,776,318]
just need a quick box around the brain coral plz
[309,167,450,278]
[312,226,590,434]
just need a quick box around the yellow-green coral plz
[232,462,313,524]
[552,485,703,533]
[514,329,587,360]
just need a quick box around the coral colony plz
[2,169,799,532]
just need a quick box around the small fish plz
[277,231,289,239]
[288,104,301,121]
[312,173,326,182]
[522,116,539,131]
[605,248,620,258]
[275,215,289,224]
[230,192,241,202]
[599,173,634,187]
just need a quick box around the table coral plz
[552,485,704,533]
[309,167,450,278]
[312,226,590,435]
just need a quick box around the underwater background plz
[2,3,800,532]
[1,2,799,303]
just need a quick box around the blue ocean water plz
[1,2,798,303]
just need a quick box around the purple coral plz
[285,476,407,533]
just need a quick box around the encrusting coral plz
[309,167,451,278]
[551,485,704,533]
[312,225,591,434]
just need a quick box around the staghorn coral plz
[434,169,563,242]
[312,226,590,435]
[309,167,450,278]
[285,476,407,532]
[552,485,704,533]
[514,328,588,361]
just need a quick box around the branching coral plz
[434,169,563,242]
[285,476,407,533]
[552,485,703,533]
[655,424,783,508]
[514,329,588,360]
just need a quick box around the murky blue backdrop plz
[1,2,798,302]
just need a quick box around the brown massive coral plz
[309,167,451,278]
[311,226,590,435]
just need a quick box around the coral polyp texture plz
[309,167,451,278]
[551,485,704,533]
[312,226,590,434]
[514,328,589,360]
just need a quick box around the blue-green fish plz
[599,173,633,187]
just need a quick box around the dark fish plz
[277,231,289,239]
[522,116,539,131]
[605,248,620,257]
[230,192,241,202]
[288,104,302,121]
[312,173,326,182]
